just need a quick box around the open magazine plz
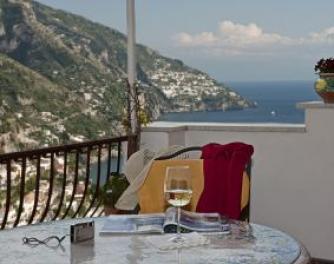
[100,207,230,235]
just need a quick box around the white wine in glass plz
[164,166,192,243]
[165,189,192,207]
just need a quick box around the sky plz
[36,0,334,82]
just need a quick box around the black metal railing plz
[0,136,135,229]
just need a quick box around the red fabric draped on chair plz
[196,142,254,220]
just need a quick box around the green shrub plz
[99,172,129,207]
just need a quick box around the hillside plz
[0,0,254,151]
[0,53,117,152]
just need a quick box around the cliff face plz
[0,0,254,150]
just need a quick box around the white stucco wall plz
[141,102,334,260]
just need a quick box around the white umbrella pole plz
[126,0,138,135]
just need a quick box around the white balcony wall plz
[141,102,334,260]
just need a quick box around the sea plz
[158,80,318,124]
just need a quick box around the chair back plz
[138,159,204,213]
[138,148,251,221]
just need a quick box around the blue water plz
[158,81,318,124]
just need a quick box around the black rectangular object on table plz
[71,221,95,243]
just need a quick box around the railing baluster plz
[92,144,111,216]
[98,206,105,217]
[27,156,41,224]
[106,144,112,183]
[1,161,12,229]
[62,151,79,219]
[116,142,121,174]
[13,158,26,227]
[94,144,111,218]
[90,146,103,217]
[39,152,55,222]
[91,200,102,217]
[84,145,102,217]
[52,152,67,220]
[73,148,91,218]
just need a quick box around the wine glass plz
[164,166,192,243]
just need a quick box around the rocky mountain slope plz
[0,0,254,151]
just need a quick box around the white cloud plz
[309,27,334,43]
[218,21,291,46]
[173,20,334,56]
[175,32,218,47]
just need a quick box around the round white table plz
[0,217,310,264]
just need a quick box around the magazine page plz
[164,207,178,224]
[100,214,165,235]
[163,207,229,233]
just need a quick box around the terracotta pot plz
[315,73,334,104]
[317,91,334,104]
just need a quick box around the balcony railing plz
[0,135,135,229]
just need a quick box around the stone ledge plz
[142,125,187,132]
[143,122,306,133]
[187,123,306,133]
[297,101,334,109]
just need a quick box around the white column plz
[126,0,138,134]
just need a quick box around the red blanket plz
[196,142,254,219]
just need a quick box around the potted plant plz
[314,57,334,103]
[99,172,129,215]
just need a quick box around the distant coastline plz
[158,80,318,124]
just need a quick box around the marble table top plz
[0,216,310,264]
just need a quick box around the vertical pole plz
[127,0,138,135]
